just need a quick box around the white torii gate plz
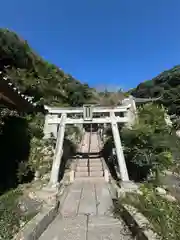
[44,103,136,187]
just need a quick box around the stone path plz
[75,132,104,179]
[39,132,133,240]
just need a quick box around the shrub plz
[0,189,23,239]
[114,185,180,240]
[121,103,176,182]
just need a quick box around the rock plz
[42,173,50,180]
[19,203,27,212]
[121,181,139,191]
[176,130,180,138]
[44,156,50,161]
[35,171,40,179]
[19,195,42,216]
[28,191,37,199]
[156,187,166,195]
[136,190,143,195]
[164,194,176,202]
[20,220,26,227]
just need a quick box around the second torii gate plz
[44,104,134,187]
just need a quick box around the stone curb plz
[14,202,59,240]
[116,203,159,240]
[14,183,69,240]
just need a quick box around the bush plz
[0,189,25,239]
[114,185,180,240]
[121,103,176,182]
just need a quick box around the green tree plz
[121,103,176,182]
[131,65,180,115]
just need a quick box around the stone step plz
[90,166,103,171]
[90,171,104,177]
[75,170,104,177]
[75,171,89,177]
[76,166,103,172]
[74,177,105,182]
[77,159,102,165]
[89,162,103,167]
[89,158,102,162]
[76,166,88,172]
[78,161,88,166]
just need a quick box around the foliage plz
[97,89,125,106]
[17,137,55,182]
[65,125,83,144]
[25,112,44,139]
[121,103,177,181]
[131,65,180,115]
[0,188,33,240]
[0,108,19,133]
[114,185,180,240]
[0,28,95,107]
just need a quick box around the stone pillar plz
[110,112,129,181]
[43,114,51,139]
[49,114,66,187]
[44,114,59,139]
[122,96,137,128]
[51,115,59,139]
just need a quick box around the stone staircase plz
[75,155,104,179]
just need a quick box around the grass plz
[114,184,180,240]
[0,188,36,240]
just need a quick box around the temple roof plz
[133,95,162,103]
[0,72,37,112]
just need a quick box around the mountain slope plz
[0,28,95,107]
[131,65,180,115]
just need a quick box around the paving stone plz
[78,182,97,215]
[39,215,86,240]
[95,183,113,216]
[70,182,84,192]
[88,225,132,240]
[88,215,120,226]
[60,190,81,217]
[88,216,133,240]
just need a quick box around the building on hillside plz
[120,95,162,127]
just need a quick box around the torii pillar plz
[49,113,66,187]
[110,112,129,181]
[44,114,60,139]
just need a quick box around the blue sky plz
[1,1,180,90]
